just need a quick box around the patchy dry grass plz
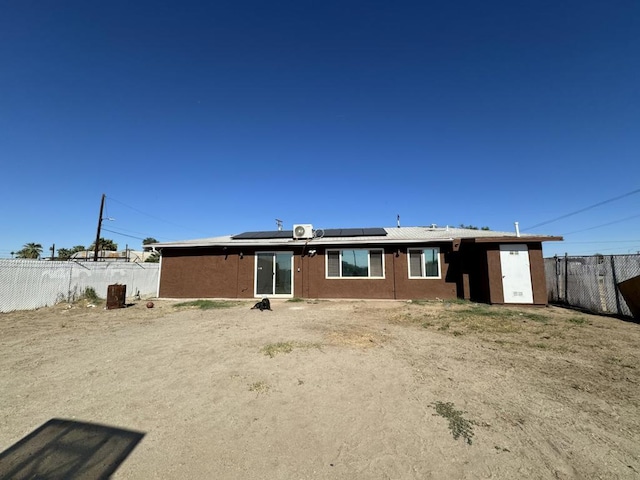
[286,297,305,303]
[386,302,601,355]
[173,299,241,310]
[248,381,271,394]
[325,324,388,348]
[261,341,322,358]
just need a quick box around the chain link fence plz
[545,254,640,318]
[0,260,159,313]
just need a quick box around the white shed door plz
[499,244,533,304]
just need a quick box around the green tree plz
[57,248,72,260]
[142,237,158,251]
[17,243,43,259]
[88,238,118,252]
[57,245,87,260]
[144,251,160,263]
[459,224,490,231]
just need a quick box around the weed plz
[174,300,239,309]
[390,311,426,325]
[606,356,636,369]
[286,297,305,303]
[431,401,476,445]
[521,312,549,323]
[83,287,100,303]
[567,316,588,325]
[262,341,294,357]
[444,298,472,306]
[454,306,548,323]
[248,381,270,394]
[261,341,322,358]
[409,299,432,305]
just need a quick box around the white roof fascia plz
[150,226,557,249]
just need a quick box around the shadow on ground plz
[0,418,145,480]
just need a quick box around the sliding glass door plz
[255,252,293,297]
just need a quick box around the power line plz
[558,239,640,244]
[101,228,146,242]
[98,224,173,241]
[558,245,640,254]
[524,187,640,231]
[560,213,640,236]
[106,196,209,236]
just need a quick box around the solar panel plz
[231,231,293,239]
[322,228,387,237]
[362,228,387,236]
[232,227,387,240]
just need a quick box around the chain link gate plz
[0,260,159,313]
[545,254,640,318]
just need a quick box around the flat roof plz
[152,226,562,249]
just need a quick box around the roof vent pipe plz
[397,214,400,228]
[514,221,521,237]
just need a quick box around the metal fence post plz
[564,253,568,304]
[553,255,560,300]
[610,255,622,315]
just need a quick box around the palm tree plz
[144,251,161,263]
[57,248,72,261]
[17,243,43,259]
[88,238,118,252]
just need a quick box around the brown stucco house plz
[151,225,562,305]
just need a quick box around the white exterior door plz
[499,244,534,304]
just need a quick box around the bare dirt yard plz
[1,297,639,479]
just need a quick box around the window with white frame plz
[326,249,384,278]
[408,247,440,278]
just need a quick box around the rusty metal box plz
[106,284,126,310]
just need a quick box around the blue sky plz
[1,1,638,258]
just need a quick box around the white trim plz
[156,254,163,297]
[499,244,533,303]
[254,251,294,298]
[325,248,386,279]
[407,247,441,279]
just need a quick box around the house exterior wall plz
[486,243,548,306]
[293,245,458,300]
[159,248,253,299]
[158,245,459,300]
[528,244,547,304]
[257,246,459,299]
[157,241,550,305]
[390,246,458,300]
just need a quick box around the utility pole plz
[50,243,55,261]
[94,193,105,262]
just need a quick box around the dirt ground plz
[1,297,639,479]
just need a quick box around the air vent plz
[293,224,314,239]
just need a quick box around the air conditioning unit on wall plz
[293,224,314,239]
